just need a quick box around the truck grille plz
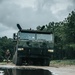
[18,48,48,56]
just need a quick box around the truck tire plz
[43,59,50,66]
[15,57,22,66]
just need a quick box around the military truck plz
[13,24,54,66]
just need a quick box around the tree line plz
[0,36,14,61]
[0,10,75,61]
[37,10,75,60]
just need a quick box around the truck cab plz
[13,24,54,66]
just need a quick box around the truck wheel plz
[43,59,50,66]
[15,57,22,66]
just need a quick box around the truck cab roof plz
[19,29,52,34]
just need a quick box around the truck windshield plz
[37,34,53,41]
[18,32,53,42]
[18,32,35,40]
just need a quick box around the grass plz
[0,60,12,65]
[50,59,75,67]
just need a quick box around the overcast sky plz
[0,0,75,38]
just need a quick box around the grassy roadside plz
[0,61,12,65]
[50,60,75,67]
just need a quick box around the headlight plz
[48,49,54,52]
[18,48,24,51]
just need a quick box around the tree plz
[65,11,75,43]
[0,36,14,61]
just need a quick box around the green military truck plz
[13,24,54,66]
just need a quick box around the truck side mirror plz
[13,33,17,42]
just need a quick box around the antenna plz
[17,24,22,31]
[40,26,45,30]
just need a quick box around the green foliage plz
[37,10,75,60]
[0,36,14,61]
[50,60,75,66]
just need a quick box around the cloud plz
[0,0,75,38]
[13,0,36,8]
[0,0,57,29]
[36,0,75,20]
[51,0,72,12]
[0,23,17,38]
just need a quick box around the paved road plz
[0,64,75,75]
